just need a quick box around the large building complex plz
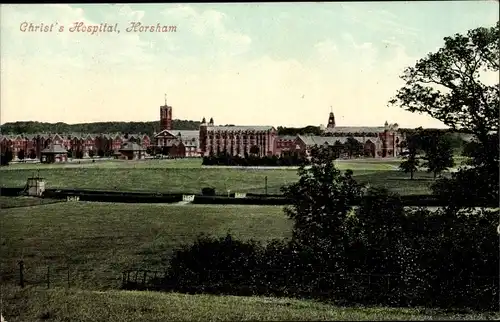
[0,99,406,162]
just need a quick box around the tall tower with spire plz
[160,93,173,131]
[326,106,336,132]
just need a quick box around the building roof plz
[297,135,379,147]
[324,126,387,134]
[41,144,68,154]
[277,135,297,140]
[119,142,146,152]
[174,130,199,140]
[206,125,275,132]
[154,129,177,138]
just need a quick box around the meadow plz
[2,201,497,321]
[1,202,291,290]
[0,157,456,195]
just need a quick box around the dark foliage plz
[201,187,216,196]
[1,149,13,166]
[0,119,201,136]
[277,126,323,136]
[149,145,499,311]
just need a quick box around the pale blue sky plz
[1,2,498,128]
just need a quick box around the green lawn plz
[1,202,290,290]
[3,286,496,322]
[0,196,64,209]
[0,158,456,195]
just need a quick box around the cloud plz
[161,5,252,58]
[1,4,154,69]
[342,4,421,39]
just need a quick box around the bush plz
[163,234,265,296]
[201,187,216,196]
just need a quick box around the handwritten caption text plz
[20,22,178,35]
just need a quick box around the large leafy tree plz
[390,23,499,206]
[419,131,455,179]
[389,22,499,143]
[281,145,363,272]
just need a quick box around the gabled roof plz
[175,130,199,140]
[154,129,177,138]
[118,142,145,152]
[41,144,68,154]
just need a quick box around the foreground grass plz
[0,158,445,195]
[2,286,498,322]
[0,202,290,290]
[0,196,63,209]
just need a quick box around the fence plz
[10,261,123,290]
[8,261,498,310]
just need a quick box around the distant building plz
[154,129,201,157]
[118,141,146,160]
[198,117,277,157]
[40,144,68,163]
[274,135,296,155]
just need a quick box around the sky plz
[0,2,498,128]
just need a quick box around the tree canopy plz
[389,22,499,141]
[0,120,201,136]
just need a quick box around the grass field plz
[0,158,460,195]
[1,202,290,290]
[3,286,497,322]
[2,194,497,321]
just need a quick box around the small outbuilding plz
[118,142,146,160]
[41,144,68,163]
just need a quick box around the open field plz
[3,286,497,322]
[1,202,290,290]
[0,196,63,209]
[0,157,463,195]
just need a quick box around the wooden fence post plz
[47,266,50,289]
[67,266,70,288]
[142,271,147,286]
[18,260,24,288]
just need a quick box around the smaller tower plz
[209,117,214,126]
[160,93,173,131]
[199,117,208,155]
[326,106,336,131]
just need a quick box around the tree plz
[280,145,363,271]
[88,149,95,158]
[398,135,420,180]
[390,23,499,205]
[0,149,13,166]
[345,137,363,158]
[389,22,499,144]
[420,132,455,179]
[17,149,25,160]
[249,145,259,155]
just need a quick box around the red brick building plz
[199,117,277,157]
[274,135,296,156]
